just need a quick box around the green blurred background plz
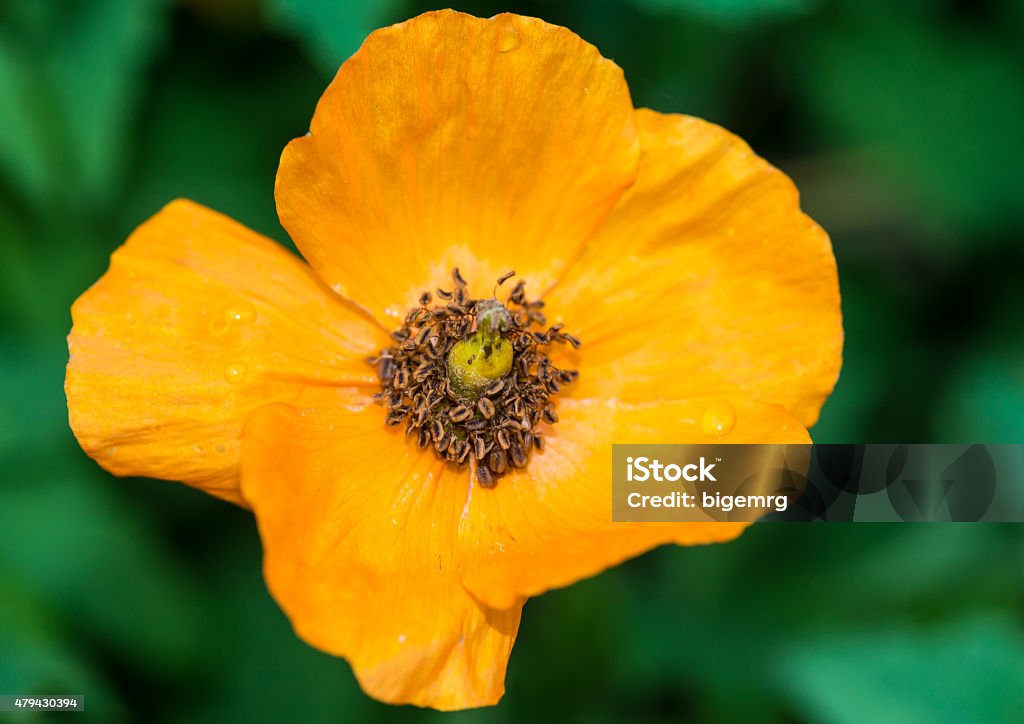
[2,0,1023,721]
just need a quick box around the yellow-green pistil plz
[447,300,513,398]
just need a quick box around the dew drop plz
[214,443,227,454]
[497,22,520,52]
[224,362,248,383]
[223,302,256,325]
[701,400,736,438]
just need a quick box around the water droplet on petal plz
[210,317,229,335]
[224,362,248,383]
[214,443,227,454]
[497,22,520,52]
[223,302,256,325]
[701,400,736,438]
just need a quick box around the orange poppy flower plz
[65,9,841,711]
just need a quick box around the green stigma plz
[447,300,514,398]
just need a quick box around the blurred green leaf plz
[0,0,169,209]
[812,274,902,442]
[936,347,1024,443]
[182,536,375,724]
[932,278,1024,442]
[0,40,53,206]
[0,460,206,675]
[631,0,815,24]
[265,0,406,75]
[780,616,1024,724]
[0,342,69,456]
[504,573,634,723]
[610,525,1022,722]
[0,573,125,721]
[792,15,1024,236]
[0,198,122,337]
[122,20,324,241]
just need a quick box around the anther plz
[449,404,472,423]
[509,443,527,468]
[483,379,504,396]
[476,463,496,488]
[489,449,507,474]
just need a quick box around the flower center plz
[368,268,580,488]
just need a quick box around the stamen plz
[368,269,580,486]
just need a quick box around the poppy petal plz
[240,401,522,710]
[276,10,639,326]
[457,396,809,610]
[66,199,384,505]
[545,110,843,426]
